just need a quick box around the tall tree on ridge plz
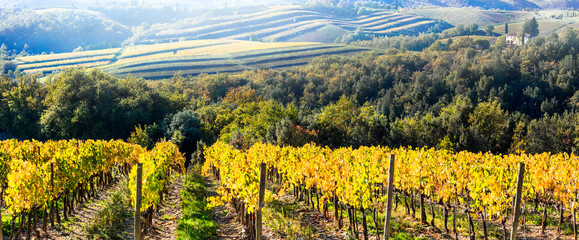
[523,17,539,36]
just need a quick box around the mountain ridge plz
[393,0,579,10]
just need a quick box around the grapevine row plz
[129,141,185,235]
[203,141,579,239]
[0,139,184,239]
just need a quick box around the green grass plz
[1,194,91,237]
[176,166,218,240]
[263,199,315,240]
[260,186,579,240]
[261,184,436,240]
[521,203,577,236]
[85,178,132,240]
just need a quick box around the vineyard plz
[12,5,450,80]
[15,48,121,75]
[404,8,532,27]
[16,40,373,80]
[141,6,451,44]
[0,139,184,239]
[203,141,579,239]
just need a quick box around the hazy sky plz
[0,0,293,9]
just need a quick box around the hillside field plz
[406,7,533,26]
[409,7,579,36]
[16,40,375,80]
[13,5,451,80]
[494,15,579,35]
[136,6,452,44]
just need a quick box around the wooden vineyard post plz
[134,163,143,240]
[50,162,55,227]
[256,163,266,240]
[383,154,396,240]
[573,194,577,240]
[0,192,2,240]
[510,162,525,240]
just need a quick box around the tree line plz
[3,27,579,157]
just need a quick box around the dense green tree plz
[40,68,175,139]
[0,76,14,139]
[437,96,473,150]
[468,23,479,34]
[485,25,495,36]
[428,41,444,51]
[468,99,510,153]
[446,38,453,51]
[523,17,539,36]
[268,118,318,147]
[473,39,490,50]
[509,121,527,153]
[41,68,109,139]
[1,75,45,139]
[127,123,162,150]
[316,95,386,147]
[8,27,579,155]
[0,9,130,54]
[527,112,576,153]
[166,110,203,162]
[209,99,297,146]
[391,113,443,149]
[1,61,16,75]
[0,44,8,59]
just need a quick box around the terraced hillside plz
[138,6,451,44]
[406,7,533,27]
[16,40,374,80]
[493,13,579,36]
[15,48,121,75]
[409,8,579,37]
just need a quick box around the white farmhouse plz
[506,33,535,46]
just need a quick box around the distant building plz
[506,33,536,46]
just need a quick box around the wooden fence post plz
[573,194,577,240]
[0,193,2,240]
[510,162,525,240]
[256,163,266,240]
[383,154,396,240]
[50,162,56,227]
[134,163,143,240]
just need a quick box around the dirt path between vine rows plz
[207,177,248,240]
[4,180,133,240]
[3,174,184,240]
[206,181,578,240]
[145,174,183,240]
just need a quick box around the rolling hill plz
[134,6,452,44]
[10,5,451,80]
[394,0,579,10]
[3,0,578,10]
[405,7,534,26]
[408,7,579,37]
[15,40,376,80]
